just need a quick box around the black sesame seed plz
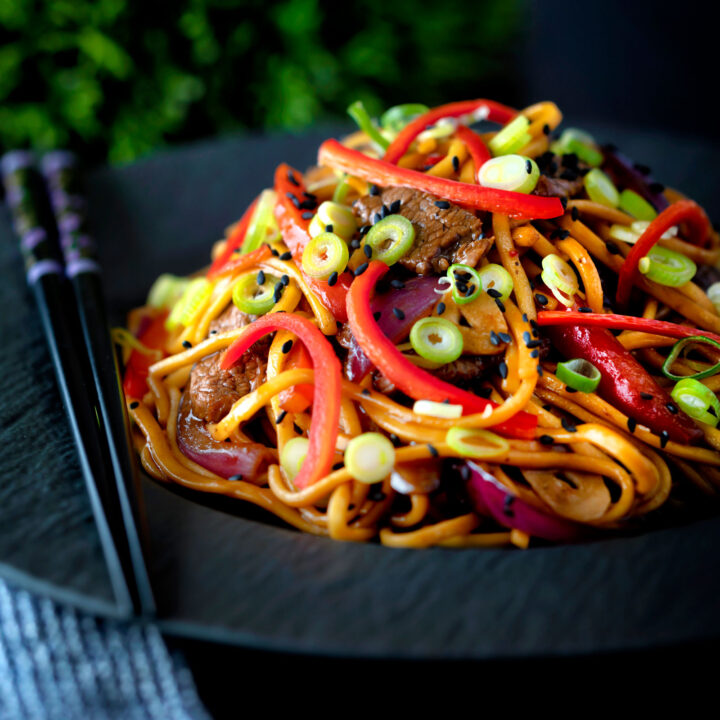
[498,332,512,344]
[363,244,372,258]
[372,212,382,225]
[328,271,338,286]
[390,279,405,289]
[209,330,218,335]
[392,307,405,320]
[578,306,592,313]
[228,474,243,482]
[350,238,361,249]
[571,206,579,221]
[666,402,678,414]
[627,417,637,433]
[270,248,280,257]
[369,184,381,196]
[561,417,577,432]
[523,331,531,344]
[359,225,371,236]
[389,200,402,214]
[273,284,284,302]
[560,197,568,210]
[257,270,265,285]
[275,410,288,424]
[503,495,515,517]
[490,331,500,346]
[298,198,316,210]
[640,392,653,400]
[486,287,502,298]
[286,191,299,205]
[660,430,670,448]
[495,298,506,312]
[535,293,549,306]
[279,251,292,261]
[325,224,334,233]
[129,401,139,410]
[537,364,543,376]
[427,444,439,457]
[354,262,369,276]
[361,388,371,396]
[280,274,289,286]
[437,302,446,315]
[434,200,451,209]
[287,169,300,186]
[542,123,550,136]
[281,339,293,354]
[558,229,570,240]
[373,311,381,321]
[301,211,314,220]
[526,159,532,174]
[565,386,577,393]
[498,361,508,379]
[452,156,460,172]
[539,434,555,445]
[530,349,539,358]
[182,340,192,349]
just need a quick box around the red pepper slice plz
[273,163,352,322]
[346,261,537,439]
[454,124,492,172]
[383,99,516,165]
[616,199,710,306]
[542,321,702,444]
[318,139,564,220]
[278,340,315,413]
[207,196,259,279]
[123,312,168,399]
[221,313,341,489]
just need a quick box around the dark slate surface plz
[2,123,720,658]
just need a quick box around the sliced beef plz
[434,355,500,385]
[534,152,588,200]
[188,342,268,423]
[208,305,255,336]
[353,187,489,275]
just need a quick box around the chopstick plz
[1,151,155,618]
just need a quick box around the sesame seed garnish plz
[129,401,139,409]
[257,270,265,285]
[359,225,371,236]
[350,238,361,249]
[209,330,218,335]
[627,417,637,433]
[354,262,369,276]
[486,287,502,299]
[301,211,313,220]
[535,293,549,306]
[363,244,372,258]
[434,200,451,209]
[495,298,506,312]
[228,474,243,482]
[280,274,289,286]
[437,302,446,315]
[578,306,592,313]
[542,124,550,135]
[560,197,568,210]
[452,156,460,172]
[498,361,508,379]
[373,311,381,321]
[389,433,400,446]
[526,159,532,174]
[571,206,579,221]
[182,340,192,349]
[537,364,544,376]
[325,224,334,232]
[390,279,405,289]
[286,191,299,205]
[523,331,531,343]
[392,307,405,320]
[361,388,371,396]
[298,198,316,210]
[369,184,380,196]
[279,251,292,261]
[273,284,284,302]
[666,402,678,414]
[270,248,280,257]
[503,495,515,517]
[490,331,500,346]
[287,169,299,186]
[539,434,554,445]
[275,410,287,424]
[561,418,577,432]
[526,339,542,349]
[281,339,293,354]
[328,271,338,286]
[640,392,653,400]
[372,212,382,225]
[427,444,439,457]
[389,199,401,213]
[530,349,539,359]
[558,229,570,239]
[498,332,512,344]
[660,430,670,448]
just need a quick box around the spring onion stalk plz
[413,399,463,419]
[541,254,578,306]
[445,427,510,459]
[488,115,531,156]
[556,358,602,392]
[477,263,514,301]
[670,378,720,427]
[662,335,720,381]
[583,168,619,208]
[363,214,415,265]
[447,263,482,305]
[281,437,310,481]
[344,432,396,484]
[409,316,464,364]
[608,221,677,245]
[165,277,213,330]
[618,189,658,221]
[477,155,539,194]
[632,220,677,237]
[242,189,280,254]
[147,273,190,310]
[308,201,357,240]
[347,100,390,152]
[416,118,457,143]
[550,128,603,167]
[381,103,430,135]
[232,271,279,315]
[638,245,696,287]
[301,232,350,280]
[332,174,351,203]
[707,282,720,315]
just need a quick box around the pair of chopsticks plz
[1,150,155,618]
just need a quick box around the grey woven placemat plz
[0,578,210,720]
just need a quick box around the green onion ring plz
[409,317,464,364]
[638,245,696,287]
[662,335,720,381]
[447,263,482,305]
[445,427,510,459]
[671,378,720,427]
[363,214,415,265]
[556,358,601,393]
[477,263,514,301]
[232,271,279,315]
[301,232,350,279]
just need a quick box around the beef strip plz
[188,341,269,423]
[353,186,489,275]
[208,304,255,336]
[534,152,588,199]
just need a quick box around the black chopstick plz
[40,151,156,617]
[1,151,153,617]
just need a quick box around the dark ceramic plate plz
[2,123,720,658]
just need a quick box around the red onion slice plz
[601,147,669,213]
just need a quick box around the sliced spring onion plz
[631,220,677,237]
[409,316,464,364]
[488,115,531,156]
[165,277,213,330]
[347,100,390,152]
[308,201,357,240]
[380,103,429,134]
[232,271,279,315]
[477,263,514,301]
[670,378,720,427]
[147,273,190,310]
[608,224,643,244]
[445,427,510,459]
[638,245,696,287]
[550,128,603,167]
[363,214,415,265]
[242,189,280,254]
[344,432,396,484]
[618,189,657,221]
[332,174,351,203]
[661,335,720,381]
[413,399,463,419]
[301,232,349,280]
[281,436,310,481]
[541,254,578,306]
[416,118,457,143]
[447,263,482,305]
[556,358,601,393]
[583,168,619,208]
[707,282,720,315]
[477,154,539,194]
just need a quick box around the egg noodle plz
[122,98,720,549]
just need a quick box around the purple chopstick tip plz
[41,150,77,175]
[1,150,35,176]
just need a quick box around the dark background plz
[1,0,715,165]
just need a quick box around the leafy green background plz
[0,0,522,166]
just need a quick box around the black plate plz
[2,123,720,658]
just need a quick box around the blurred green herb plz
[0,0,521,165]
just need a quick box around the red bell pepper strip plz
[123,311,168,399]
[346,261,537,439]
[207,196,259,279]
[536,310,720,345]
[383,99,517,165]
[221,313,341,489]
[542,321,702,444]
[278,340,315,413]
[318,139,564,220]
[273,163,352,322]
[454,124,492,173]
[616,199,711,306]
